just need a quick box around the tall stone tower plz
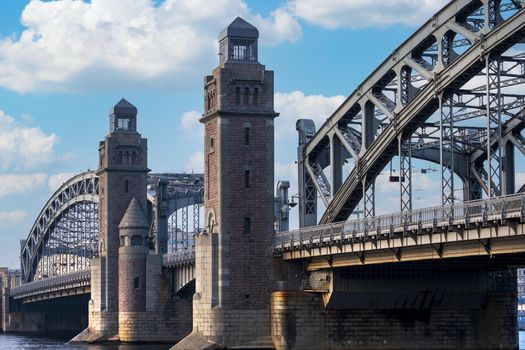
[179,17,278,349]
[94,98,149,336]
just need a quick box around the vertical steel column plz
[193,204,201,235]
[486,54,503,197]
[155,177,169,255]
[182,206,189,248]
[362,101,376,223]
[487,0,502,29]
[296,120,317,227]
[399,135,413,212]
[439,94,455,207]
[503,141,515,194]
[193,204,199,233]
[169,212,177,253]
[330,134,343,197]
[363,176,375,218]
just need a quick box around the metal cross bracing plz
[34,201,98,280]
[21,171,204,283]
[295,0,525,227]
[166,204,202,253]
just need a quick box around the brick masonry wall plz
[192,60,276,347]
[118,255,146,312]
[97,131,148,315]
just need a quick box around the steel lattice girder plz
[21,171,204,283]
[300,0,525,225]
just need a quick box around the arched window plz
[123,151,130,165]
[119,151,123,164]
[243,87,250,106]
[131,151,137,164]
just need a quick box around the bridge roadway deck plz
[10,270,91,303]
[274,193,525,270]
[10,249,196,303]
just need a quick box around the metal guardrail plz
[162,248,195,267]
[274,193,525,253]
[10,269,90,299]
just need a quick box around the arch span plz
[296,0,525,225]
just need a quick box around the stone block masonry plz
[271,268,518,350]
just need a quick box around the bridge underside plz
[4,293,89,336]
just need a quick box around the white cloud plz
[0,211,27,225]
[181,110,202,134]
[185,151,204,173]
[287,0,449,29]
[48,172,77,193]
[0,0,301,93]
[0,173,48,197]
[252,7,302,46]
[0,111,58,171]
[274,90,345,138]
[275,161,298,193]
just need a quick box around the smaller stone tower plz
[118,198,149,341]
[86,98,148,340]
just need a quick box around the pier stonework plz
[272,266,518,350]
[173,17,278,349]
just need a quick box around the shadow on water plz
[0,333,171,350]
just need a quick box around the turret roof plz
[119,198,149,230]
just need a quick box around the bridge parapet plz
[11,270,90,301]
[162,248,195,268]
[275,193,525,263]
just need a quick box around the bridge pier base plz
[272,267,518,350]
[72,255,192,343]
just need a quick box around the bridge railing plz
[10,269,90,298]
[274,193,525,252]
[162,248,195,267]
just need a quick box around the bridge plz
[1,170,201,336]
[2,1,525,349]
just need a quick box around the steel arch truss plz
[21,172,99,283]
[296,0,525,225]
[21,172,205,283]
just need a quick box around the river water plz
[2,332,525,349]
[0,333,171,349]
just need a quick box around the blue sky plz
[0,0,458,268]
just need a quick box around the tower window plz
[235,87,241,105]
[231,39,256,61]
[123,151,130,165]
[243,87,250,106]
[133,277,140,289]
[253,87,259,106]
[244,170,250,189]
[244,127,250,145]
[209,136,215,152]
[125,180,129,193]
[243,217,251,235]
[117,118,130,131]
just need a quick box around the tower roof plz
[218,17,259,41]
[109,98,137,116]
[119,198,149,230]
